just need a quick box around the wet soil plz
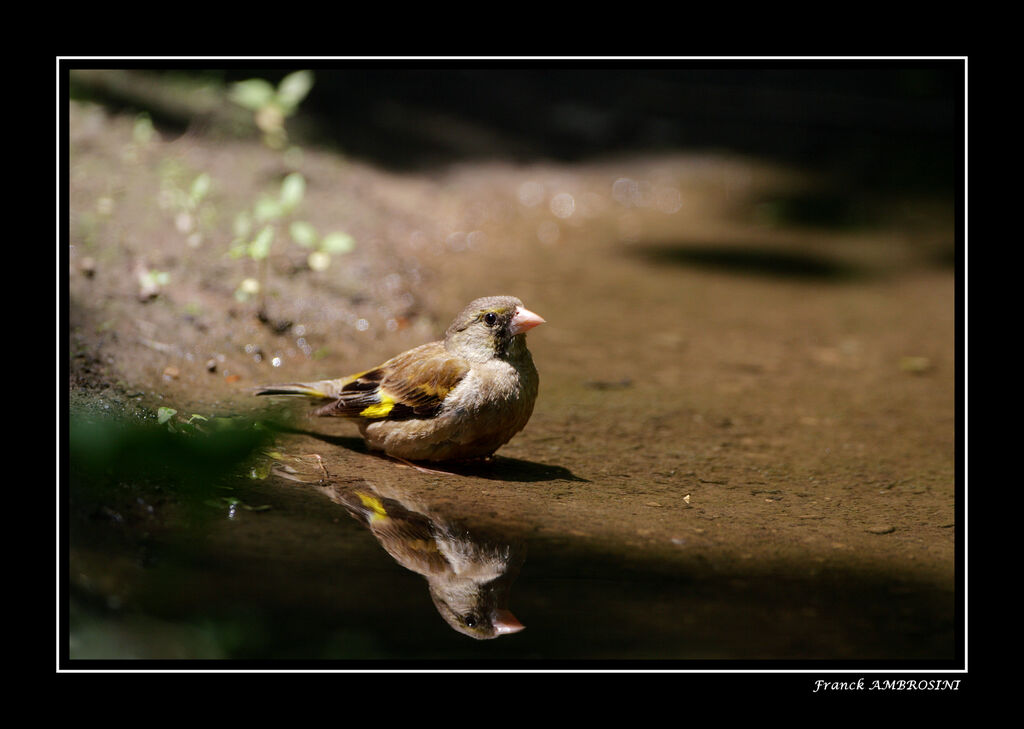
[65,98,959,663]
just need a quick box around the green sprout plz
[158,164,216,248]
[227,170,356,322]
[137,267,170,301]
[233,246,267,302]
[230,173,305,310]
[229,70,314,149]
[155,409,259,440]
[132,113,155,146]
[289,221,355,271]
[122,112,157,163]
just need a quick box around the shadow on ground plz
[285,426,589,483]
[629,242,869,281]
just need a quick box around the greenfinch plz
[326,483,525,639]
[256,296,544,462]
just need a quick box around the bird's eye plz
[463,614,478,628]
[483,312,498,327]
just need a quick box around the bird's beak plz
[492,608,526,635]
[510,306,545,336]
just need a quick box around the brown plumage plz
[256,296,544,462]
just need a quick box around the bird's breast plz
[444,356,537,415]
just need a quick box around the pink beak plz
[510,306,545,336]
[492,608,526,635]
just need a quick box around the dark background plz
[73,62,962,195]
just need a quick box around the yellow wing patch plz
[359,392,396,418]
[355,491,389,522]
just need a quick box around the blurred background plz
[65,61,962,666]
[70,65,959,189]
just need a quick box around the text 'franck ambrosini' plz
[813,678,961,692]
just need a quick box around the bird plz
[256,295,544,463]
[324,483,526,639]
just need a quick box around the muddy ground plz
[64,84,960,664]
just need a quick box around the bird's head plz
[429,578,525,640]
[444,296,545,362]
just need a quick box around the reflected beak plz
[492,608,526,635]
[509,306,545,336]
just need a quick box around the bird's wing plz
[313,341,469,420]
[342,490,454,576]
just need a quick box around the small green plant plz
[158,161,216,248]
[229,172,355,314]
[132,113,155,145]
[137,267,170,301]
[289,221,355,271]
[229,70,314,149]
[120,112,157,164]
[229,173,303,307]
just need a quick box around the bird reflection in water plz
[318,479,526,640]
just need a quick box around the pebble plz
[584,378,633,390]
[900,356,933,374]
[866,525,896,534]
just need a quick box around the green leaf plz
[321,231,355,254]
[279,173,305,212]
[211,416,244,430]
[276,71,314,111]
[253,196,282,223]
[229,79,276,110]
[138,269,169,290]
[132,113,154,145]
[248,226,274,260]
[250,461,272,480]
[233,211,252,239]
[289,220,318,248]
[190,173,211,204]
[157,407,178,424]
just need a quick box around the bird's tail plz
[253,379,345,400]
